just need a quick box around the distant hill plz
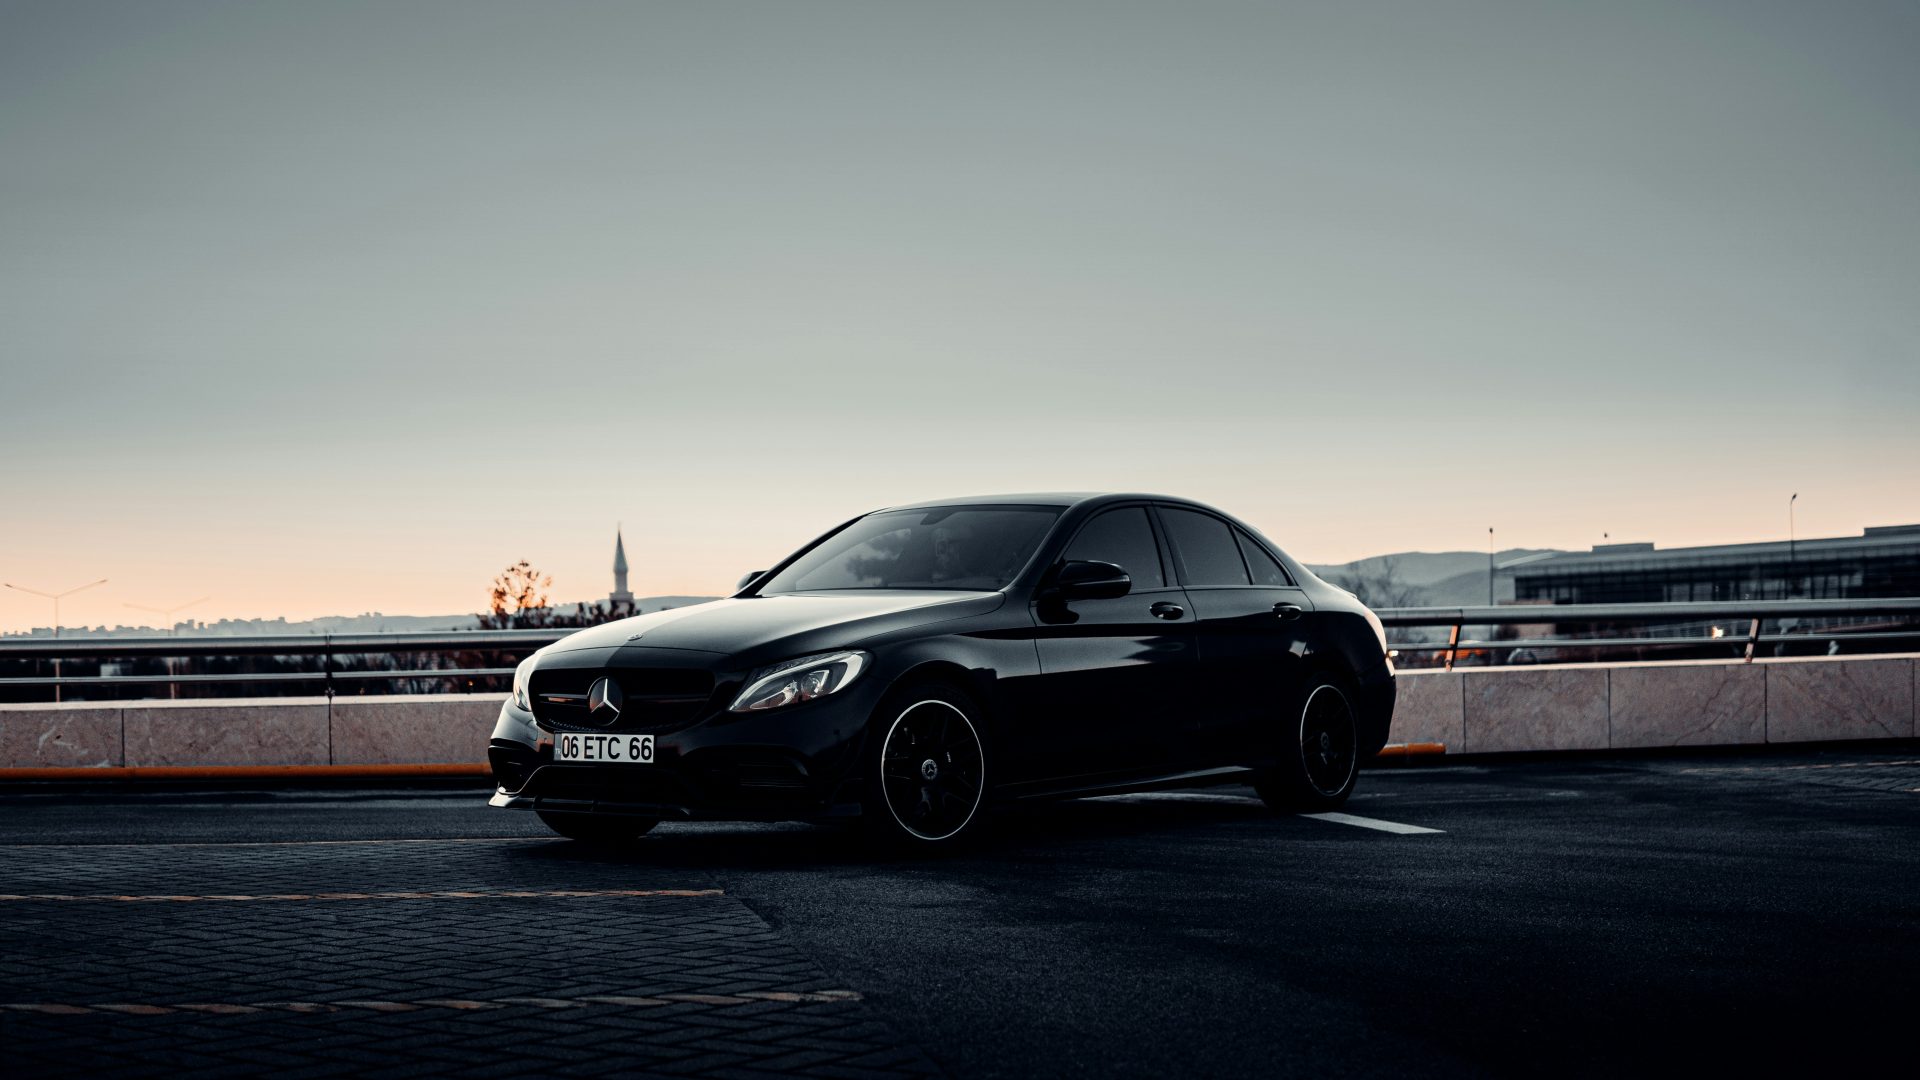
[1306,550,1561,609]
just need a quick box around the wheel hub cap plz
[921,759,940,781]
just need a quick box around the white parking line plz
[1085,792,1266,805]
[1300,812,1444,835]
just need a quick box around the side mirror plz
[1049,560,1132,602]
[736,570,766,591]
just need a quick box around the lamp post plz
[1789,493,1799,598]
[5,578,109,703]
[1487,527,1495,606]
[126,596,209,700]
[125,597,209,637]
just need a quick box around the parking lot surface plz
[3,747,1917,1077]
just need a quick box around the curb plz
[1375,742,1447,758]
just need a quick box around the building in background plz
[609,527,635,614]
[1499,525,1920,605]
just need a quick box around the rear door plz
[1027,506,1195,782]
[1154,505,1313,766]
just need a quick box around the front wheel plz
[1253,676,1360,811]
[866,684,989,847]
[535,810,658,845]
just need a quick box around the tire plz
[864,682,989,847]
[535,810,658,844]
[1253,674,1361,811]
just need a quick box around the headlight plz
[510,655,536,712]
[729,650,870,713]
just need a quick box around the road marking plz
[0,990,864,1017]
[0,837,544,850]
[1681,759,1920,774]
[1300,812,1444,835]
[0,888,722,903]
[1084,792,1265,805]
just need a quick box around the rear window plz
[1160,508,1251,587]
[1236,529,1295,587]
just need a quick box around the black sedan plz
[489,493,1396,845]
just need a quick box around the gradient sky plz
[3,0,1917,633]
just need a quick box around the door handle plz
[1272,602,1303,621]
[1150,601,1185,621]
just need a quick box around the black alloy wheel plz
[535,810,659,844]
[1254,676,1360,811]
[873,687,987,844]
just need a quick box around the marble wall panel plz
[0,705,122,768]
[1463,668,1609,753]
[1609,664,1766,749]
[1765,657,1914,743]
[123,700,328,767]
[331,695,498,765]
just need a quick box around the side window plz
[1062,508,1165,589]
[1160,508,1251,587]
[1236,529,1295,587]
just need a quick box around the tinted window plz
[760,506,1061,593]
[1062,509,1164,589]
[1236,529,1294,587]
[1160,508,1250,587]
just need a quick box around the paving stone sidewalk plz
[0,838,937,1078]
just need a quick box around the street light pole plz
[5,578,109,703]
[1789,493,1799,597]
[1487,527,1495,606]
[126,596,210,700]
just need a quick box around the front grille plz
[529,665,716,733]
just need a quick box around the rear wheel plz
[1253,675,1360,811]
[535,810,658,844]
[866,684,988,847]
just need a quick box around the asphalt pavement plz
[3,747,1918,1078]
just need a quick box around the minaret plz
[610,526,635,611]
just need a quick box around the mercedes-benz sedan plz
[489,493,1396,845]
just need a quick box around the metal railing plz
[0,630,564,700]
[1379,598,1920,670]
[1,599,1917,699]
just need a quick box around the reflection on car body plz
[489,493,1395,845]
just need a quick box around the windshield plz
[758,506,1063,594]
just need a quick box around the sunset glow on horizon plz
[4,2,1916,635]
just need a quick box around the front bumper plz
[486,679,882,822]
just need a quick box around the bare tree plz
[485,560,551,625]
[477,562,626,630]
[1330,556,1424,610]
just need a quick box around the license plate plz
[553,732,654,765]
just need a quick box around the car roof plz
[879,492,1200,512]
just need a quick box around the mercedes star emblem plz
[586,677,623,726]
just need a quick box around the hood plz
[541,591,1004,658]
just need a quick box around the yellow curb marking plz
[0,889,723,903]
[0,991,865,1016]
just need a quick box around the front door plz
[1025,506,1195,784]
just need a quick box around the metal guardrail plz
[0,629,567,700]
[0,629,564,658]
[1378,598,1920,671]
[0,599,1916,697]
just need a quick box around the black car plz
[489,493,1395,845]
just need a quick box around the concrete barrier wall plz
[1388,654,1917,753]
[0,694,498,770]
[0,653,1914,772]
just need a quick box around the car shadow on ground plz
[501,788,1311,871]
